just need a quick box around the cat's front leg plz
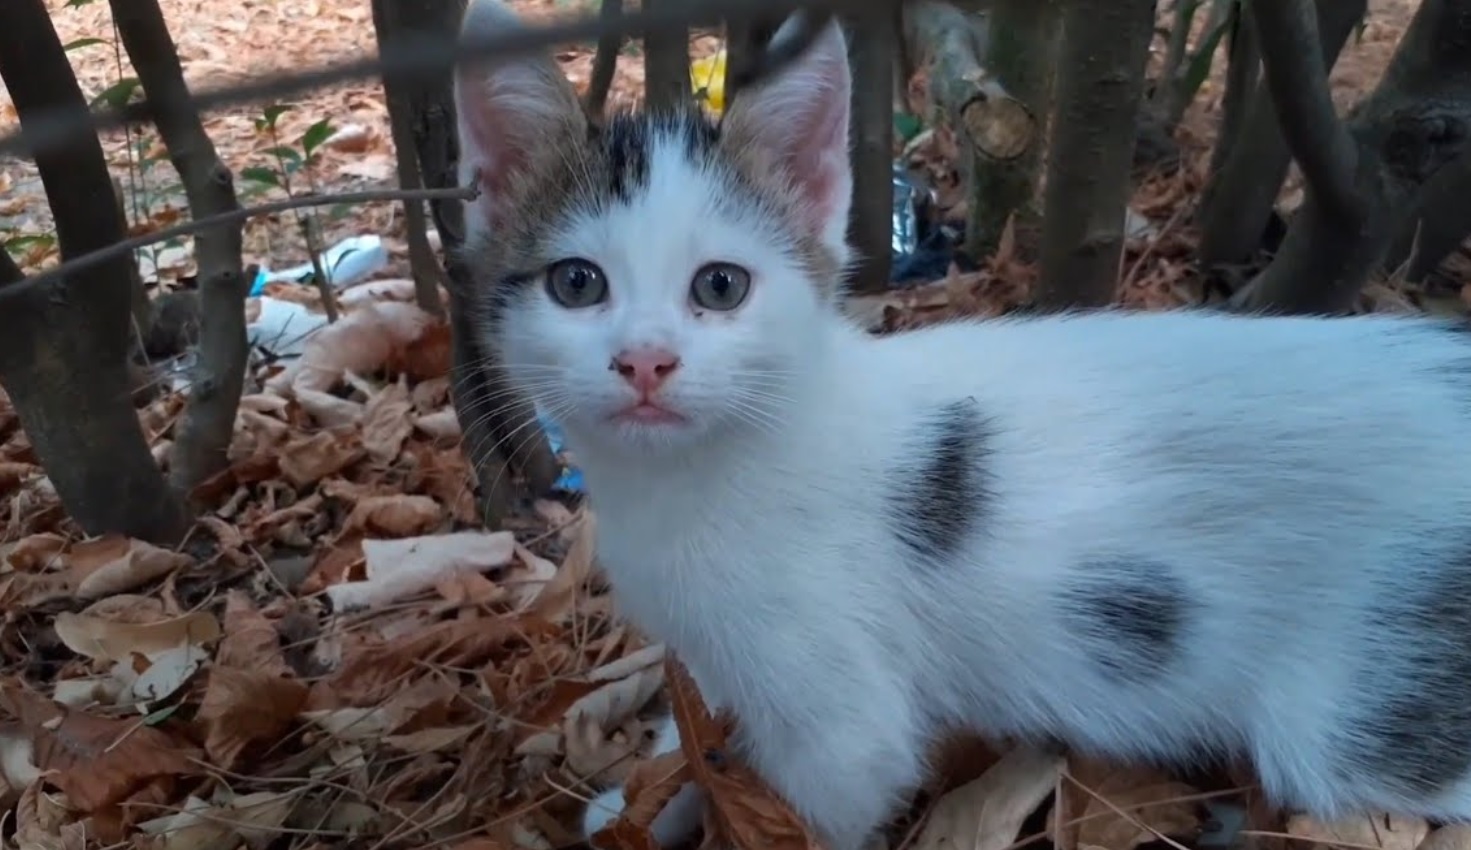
[737,689,929,850]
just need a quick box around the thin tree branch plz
[11,185,474,295]
[586,0,623,118]
[1251,0,1363,222]
[0,0,872,161]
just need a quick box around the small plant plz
[241,104,341,320]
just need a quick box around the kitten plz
[452,3,1471,849]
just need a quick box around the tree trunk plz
[846,12,897,294]
[1034,0,1155,309]
[1383,149,1471,282]
[371,0,560,526]
[902,1,1039,261]
[966,0,1057,259]
[1231,0,1471,314]
[642,0,688,112]
[0,0,190,543]
[109,0,252,498]
[1197,0,1366,269]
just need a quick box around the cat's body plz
[451,4,1471,849]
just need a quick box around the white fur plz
[581,716,704,845]
[454,3,1471,848]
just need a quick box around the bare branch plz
[10,185,473,299]
[846,9,897,294]
[0,0,877,161]
[1034,0,1154,308]
[110,0,252,495]
[1251,0,1363,223]
[586,0,624,118]
[644,0,690,111]
[1233,0,1471,313]
[1198,0,1366,267]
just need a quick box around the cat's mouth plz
[609,401,688,426]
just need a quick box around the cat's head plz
[452,0,854,456]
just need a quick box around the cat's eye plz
[689,263,752,312]
[545,258,609,308]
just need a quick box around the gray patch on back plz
[1058,559,1192,682]
[888,397,994,564]
[1336,546,1471,798]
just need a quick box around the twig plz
[0,0,870,160]
[586,0,624,117]
[11,185,474,294]
[1250,0,1363,222]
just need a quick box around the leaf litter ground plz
[3,1,1471,849]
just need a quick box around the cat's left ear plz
[720,15,852,254]
[453,0,588,234]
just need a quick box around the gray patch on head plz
[1335,546,1471,798]
[888,397,994,565]
[1058,559,1191,682]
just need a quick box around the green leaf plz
[893,112,924,144]
[257,103,294,132]
[263,146,302,165]
[4,234,56,253]
[91,77,141,111]
[63,37,107,51]
[300,118,335,157]
[64,0,97,6]
[240,166,281,188]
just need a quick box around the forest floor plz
[0,1,1463,850]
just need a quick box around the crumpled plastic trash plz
[690,50,727,116]
[245,295,329,358]
[249,234,389,297]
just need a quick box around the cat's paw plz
[582,787,627,846]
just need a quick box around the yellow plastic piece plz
[690,49,727,116]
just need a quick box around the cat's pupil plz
[709,270,731,296]
[568,267,589,291]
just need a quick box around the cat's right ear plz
[453,0,587,233]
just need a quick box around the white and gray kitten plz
[452,3,1471,849]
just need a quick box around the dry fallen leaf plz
[196,593,309,768]
[325,530,517,611]
[68,536,193,599]
[136,789,300,850]
[912,745,1063,850]
[362,377,414,463]
[666,657,823,850]
[53,598,221,664]
[278,430,366,488]
[342,493,443,536]
[1286,813,1429,850]
[0,680,203,813]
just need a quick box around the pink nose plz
[611,347,681,394]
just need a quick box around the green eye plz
[690,262,752,311]
[546,258,608,308]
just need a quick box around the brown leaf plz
[2,532,67,571]
[1065,762,1202,850]
[69,536,193,600]
[342,494,444,537]
[362,378,414,463]
[0,680,202,813]
[197,593,309,768]
[667,657,824,850]
[1286,813,1429,850]
[278,430,365,488]
[912,746,1063,850]
[594,750,693,850]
